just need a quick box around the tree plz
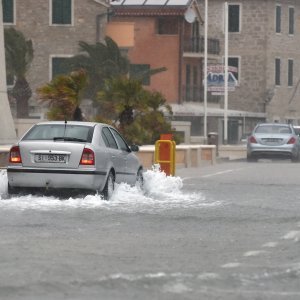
[37,69,88,121]
[96,77,175,144]
[65,36,129,100]
[66,36,167,102]
[4,27,33,118]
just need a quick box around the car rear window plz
[22,124,94,142]
[294,127,300,136]
[255,125,292,134]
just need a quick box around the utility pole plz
[224,1,228,145]
[204,0,208,142]
[0,1,16,144]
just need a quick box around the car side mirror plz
[130,145,139,152]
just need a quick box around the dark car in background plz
[247,123,300,162]
[7,121,143,199]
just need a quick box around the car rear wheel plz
[7,184,21,196]
[247,154,257,162]
[102,171,115,200]
[291,153,299,162]
[136,169,144,191]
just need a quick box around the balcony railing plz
[183,36,220,55]
[182,85,220,103]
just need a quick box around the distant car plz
[7,121,143,199]
[247,123,300,162]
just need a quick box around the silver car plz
[7,121,143,199]
[247,123,300,162]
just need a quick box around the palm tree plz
[66,36,129,100]
[97,77,174,144]
[66,36,167,101]
[4,27,33,118]
[37,69,88,121]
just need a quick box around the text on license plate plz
[35,154,67,163]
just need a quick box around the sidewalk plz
[0,144,247,168]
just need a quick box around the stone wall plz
[5,0,108,113]
[197,0,300,122]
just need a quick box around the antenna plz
[63,118,67,137]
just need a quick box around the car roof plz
[257,123,290,126]
[34,121,106,127]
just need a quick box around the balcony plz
[182,85,220,103]
[183,36,220,55]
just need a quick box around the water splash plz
[0,168,221,211]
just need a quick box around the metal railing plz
[182,85,220,103]
[183,36,220,55]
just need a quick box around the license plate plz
[35,154,67,163]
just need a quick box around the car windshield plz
[255,125,292,134]
[22,124,94,142]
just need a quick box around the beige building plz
[193,0,300,141]
[3,0,300,143]
[3,0,109,122]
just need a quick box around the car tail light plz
[249,136,257,143]
[287,137,296,144]
[9,146,22,163]
[80,148,95,165]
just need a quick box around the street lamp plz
[204,0,208,141]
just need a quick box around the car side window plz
[102,127,118,149]
[110,128,129,152]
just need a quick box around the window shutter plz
[288,59,293,86]
[3,0,14,23]
[276,6,281,33]
[275,58,281,86]
[228,5,240,33]
[52,57,71,79]
[289,7,294,35]
[52,0,71,25]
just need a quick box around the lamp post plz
[0,1,16,144]
[204,0,208,142]
[224,1,229,145]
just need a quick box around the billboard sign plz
[206,65,238,95]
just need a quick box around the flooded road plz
[0,162,300,299]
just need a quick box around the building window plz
[157,17,178,35]
[288,59,293,87]
[289,7,295,35]
[2,0,14,24]
[51,56,72,79]
[129,64,150,86]
[276,5,281,33]
[275,58,281,86]
[228,57,239,81]
[228,4,240,33]
[51,0,72,25]
[185,64,191,101]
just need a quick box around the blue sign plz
[207,72,238,87]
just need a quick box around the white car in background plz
[247,123,300,162]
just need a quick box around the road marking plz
[262,242,278,248]
[282,230,300,242]
[243,250,268,257]
[201,169,234,178]
[221,262,241,268]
